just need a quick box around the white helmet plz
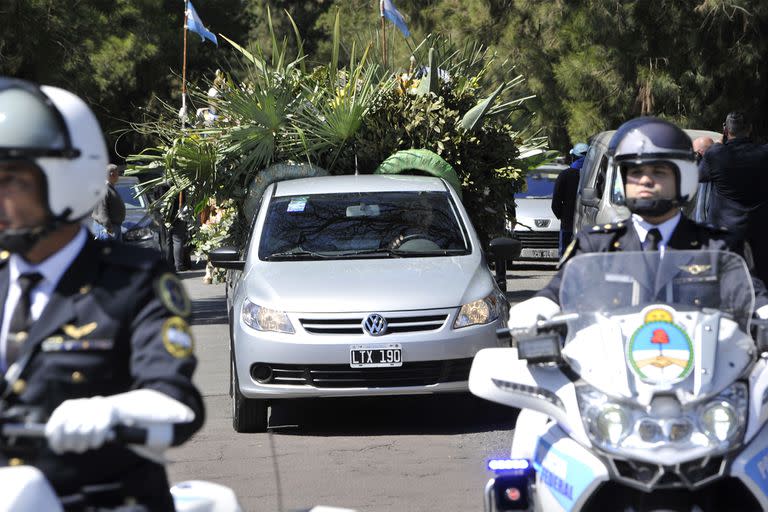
[609,117,697,216]
[0,78,108,223]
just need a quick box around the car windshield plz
[515,169,562,198]
[258,191,470,260]
[116,182,147,209]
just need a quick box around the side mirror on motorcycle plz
[515,332,563,365]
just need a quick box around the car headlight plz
[124,226,154,241]
[241,299,295,334]
[577,382,748,457]
[453,292,506,328]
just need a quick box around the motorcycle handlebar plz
[1,423,148,445]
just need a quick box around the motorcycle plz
[0,410,357,512]
[470,250,768,511]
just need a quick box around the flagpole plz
[181,0,189,129]
[379,0,387,67]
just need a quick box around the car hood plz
[242,255,494,313]
[514,198,560,231]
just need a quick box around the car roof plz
[117,176,140,185]
[534,163,569,172]
[273,174,451,196]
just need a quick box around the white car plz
[210,175,510,432]
[510,163,568,260]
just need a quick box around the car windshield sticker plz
[627,306,694,385]
[287,196,308,213]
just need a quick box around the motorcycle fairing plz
[532,424,609,512]
[732,419,768,510]
[468,348,589,445]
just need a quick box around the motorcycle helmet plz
[608,116,697,217]
[0,77,108,252]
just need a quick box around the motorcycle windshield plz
[559,250,754,330]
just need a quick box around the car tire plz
[231,354,268,433]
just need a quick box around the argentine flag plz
[186,1,218,46]
[380,0,410,37]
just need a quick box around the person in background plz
[692,136,715,164]
[699,111,768,285]
[91,164,125,241]
[551,142,589,256]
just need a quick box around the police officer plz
[0,78,204,510]
[506,117,768,459]
[510,116,768,326]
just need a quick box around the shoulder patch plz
[154,273,192,318]
[161,316,194,358]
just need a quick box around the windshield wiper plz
[265,249,332,260]
[391,248,470,256]
[332,248,404,258]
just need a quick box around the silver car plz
[210,175,509,432]
[511,163,568,260]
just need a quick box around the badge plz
[161,316,194,358]
[155,273,192,318]
[62,322,98,339]
[626,306,694,385]
[678,264,712,275]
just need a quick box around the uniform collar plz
[632,212,681,248]
[9,227,88,288]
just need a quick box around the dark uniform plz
[0,236,204,510]
[537,216,768,315]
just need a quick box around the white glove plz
[46,389,195,455]
[507,296,561,331]
[45,396,117,454]
[757,305,768,320]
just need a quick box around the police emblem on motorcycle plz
[627,307,694,385]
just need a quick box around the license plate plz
[350,344,403,368]
[521,248,559,259]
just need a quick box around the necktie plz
[5,272,43,367]
[646,228,662,251]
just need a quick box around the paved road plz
[166,263,556,511]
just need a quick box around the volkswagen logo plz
[535,219,551,228]
[363,314,387,336]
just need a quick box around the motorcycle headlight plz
[241,299,295,334]
[595,405,631,445]
[454,292,506,328]
[701,402,738,442]
[124,226,154,241]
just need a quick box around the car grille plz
[299,314,449,335]
[514,231,559,249]
[609,455,726,490]
[258,358,473,388]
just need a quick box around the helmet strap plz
[0,212,72,255]
[625,197,680,217]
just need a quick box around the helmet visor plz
[0,78,81,160]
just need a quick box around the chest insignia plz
[678,264,711,276]
[62,322,98,339]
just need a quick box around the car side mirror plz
[209,246,246,270]
[581,187,599,207]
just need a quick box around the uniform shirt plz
[632,212,681,254]
[0,228,87,372]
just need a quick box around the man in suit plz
[699,111,768,286]
[506,116,768,461]
[0,78,204,510]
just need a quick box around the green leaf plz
[460,82,504,132]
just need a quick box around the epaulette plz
[587,221,628,233]
[97,240,161,270]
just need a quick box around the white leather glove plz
[45,396,117,454]
[46,389,195,455]
[507,296,561,331]
[757,305,768,320]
